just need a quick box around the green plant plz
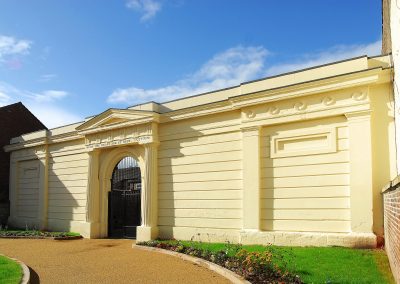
[0,229,81,238]
[137,240,301,283]
[138,240,396,284]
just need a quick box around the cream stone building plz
[383,0,400,174]
[4,55,397,247]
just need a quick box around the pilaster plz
[137,142,159,241]
[85,149,100,237]
[345,110,374,233]
[241,126,261,231]
[8,158,18,224]
[38,146,49,230]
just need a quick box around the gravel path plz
[0,239,231,284]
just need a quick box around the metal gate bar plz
[108,157,141,239]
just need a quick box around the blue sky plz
[0,0,382,128]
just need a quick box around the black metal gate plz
[108,157,141,239]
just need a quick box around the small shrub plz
[138,240,302,283]
[0,228,81,238]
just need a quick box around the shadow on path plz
[28,267,40,284]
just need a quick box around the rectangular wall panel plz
[17,160,40,222]
[261,117,351,233]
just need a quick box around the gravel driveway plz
[0,239,231,284]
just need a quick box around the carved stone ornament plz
[86,135,153,149]
[85,124,154,149]
[294,102,307,111]
[322,96,335,106]
[267,106,280,115]
[246,110,256,119]
[351,92,367,101]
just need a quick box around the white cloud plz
[30,90,68,103]
[0,35,80,128]
[0,82,23,103]
[108,46,269,104]
[0,81,81,128]
[108,40,382,106]
[126,0,162,22]
[27,104,82,129]
[265,40,381,76]
[0,35,32,60]
[0,91,10,105]
[39,74,57,82]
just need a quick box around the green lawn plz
[161,240,395,284]
[0,256,22,284]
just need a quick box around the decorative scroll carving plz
[240,88,372,128]
[294,101,307,111]
[351,91,367,101]
[267,106,280,115]
[322,96,335,106]
[246,110,256,119]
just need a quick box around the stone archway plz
[86,143,159,241]
[98,146,145,239]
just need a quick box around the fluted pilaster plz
[142,143,158,227]
[86,149,99,223]
[137,142,159,241]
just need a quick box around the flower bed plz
[137,240,301,284]
[0,229,82,240]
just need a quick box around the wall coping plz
[382,175,400,193]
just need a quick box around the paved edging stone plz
[0,254,30,284]
[17,258,30,284]
[133,244,251,284]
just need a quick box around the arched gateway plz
[79,109,160,241]
[108,157,141,238]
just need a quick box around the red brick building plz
[0,102,46,225]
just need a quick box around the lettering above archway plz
[76,109,160,149]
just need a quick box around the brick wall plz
[383,183,400,283]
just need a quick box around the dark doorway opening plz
[108,157,141,239]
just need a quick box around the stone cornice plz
[3,131,85,152]
[344,110,372,120]
[48,133,83,144]
[230,68,384,106]
[163,67,387,121]
[4,66,391,150]
[4,137,47,152]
